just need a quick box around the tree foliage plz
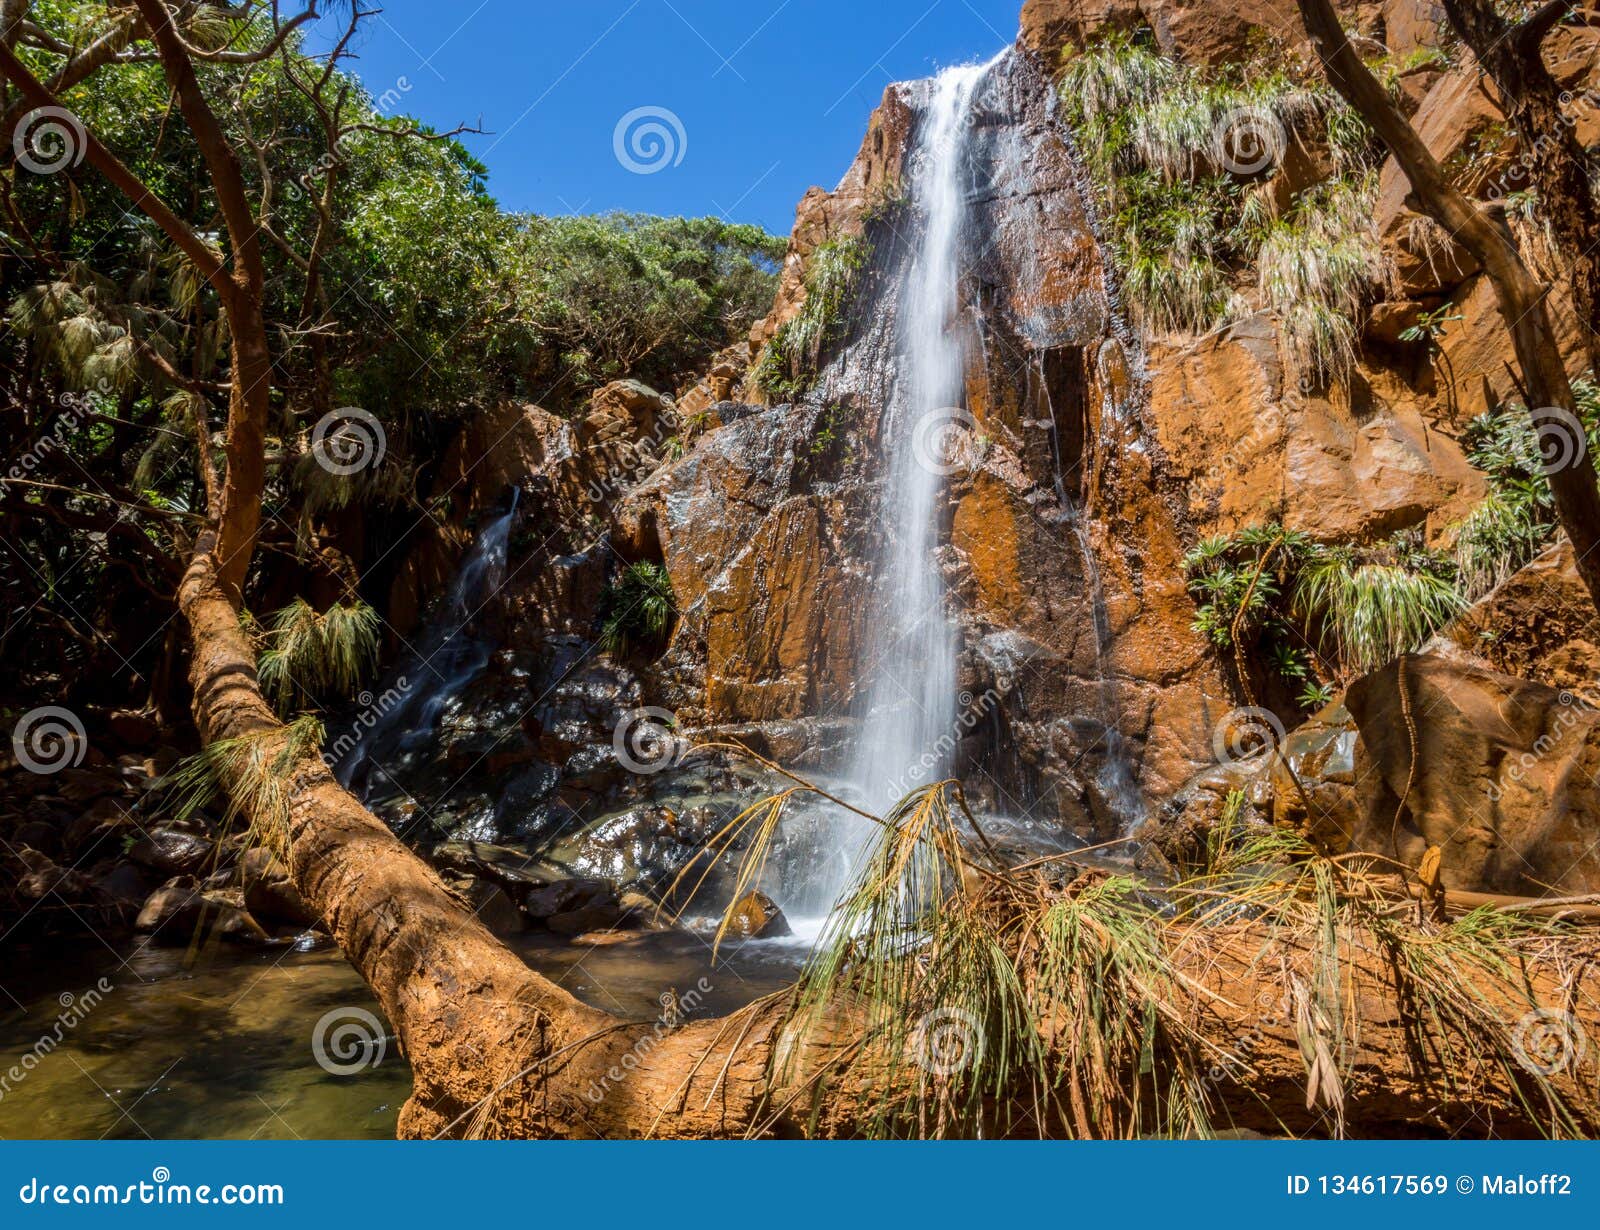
[0,3,779,705]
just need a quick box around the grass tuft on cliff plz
[1185,524,1463,698]
[598,561,678,657]
[1058,28,1380,383]
[753,235,870,401]
[1453,377,1600,599]
[1292,552,1466,675]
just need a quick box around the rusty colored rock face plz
[1343,656,1600,897]
[1018,0,1342,66]
[619,48,1230,838]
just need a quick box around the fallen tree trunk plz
[173,545,1600,1137]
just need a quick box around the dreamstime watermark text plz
[18,1167,283,1207]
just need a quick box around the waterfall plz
[782,56,1003,914]
[846,60,988,807]
[334,493,518,802]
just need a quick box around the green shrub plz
[1185,524,1464,697]
[598,562,677,656]
[1453,378,1600,598]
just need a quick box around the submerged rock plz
[522,877,623,936]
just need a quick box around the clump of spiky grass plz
[1171,809,1598,1137]
[1291,551,1466,675]
[781,782,1045,1138]
[597,561,676,657]
[1059,31,1383,361]
[1060,32,1185,181]
[681,755,1599,1139]
[1251,175,1383,383]
[160,716,326,860]
[1113,172,1237,333]
[1184,523,1466,696]
[291,450,414,541]
[1454,493,1553,600]
[1369,905,1596,1137]
[256,598,380,713]
[1398,214,1461,292]
[699,774,1220,1139]
[1504,188,1562,282]
[1452,379,1600,599]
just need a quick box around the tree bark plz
[1295,0,1600,614]
[1441,0,1600,373]
[131,0,266,598]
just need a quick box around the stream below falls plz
[0,929,811,1138]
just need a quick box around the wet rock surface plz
[724,890,792,939]
[1165,658,1600,897]
[612,49,1231,841]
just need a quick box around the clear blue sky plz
[310,0,1022,235]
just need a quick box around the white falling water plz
[334,495,518,801]
[798,58,999,911]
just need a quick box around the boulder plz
[239,847,317,927]
[64,796,138,861]
[428,840,553,899]
[53,767,120,804]
[134,878,271,946]
[14,847,94,903]
[1339,655,1600,896]
[547,901,625,937]
[1265,702,1362,837]
[441,872,524,936]
[1139,755,1273,875]
[1146,313,1486,543]
[106,709,160,749]
[127,825,215,877]
[577,380,672,450]
[11,818,60,857]
[93,861,152,912]
[675,345,747,424]
[618,890,669,929]
[723,890,792,940]
[522,876,623,936]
